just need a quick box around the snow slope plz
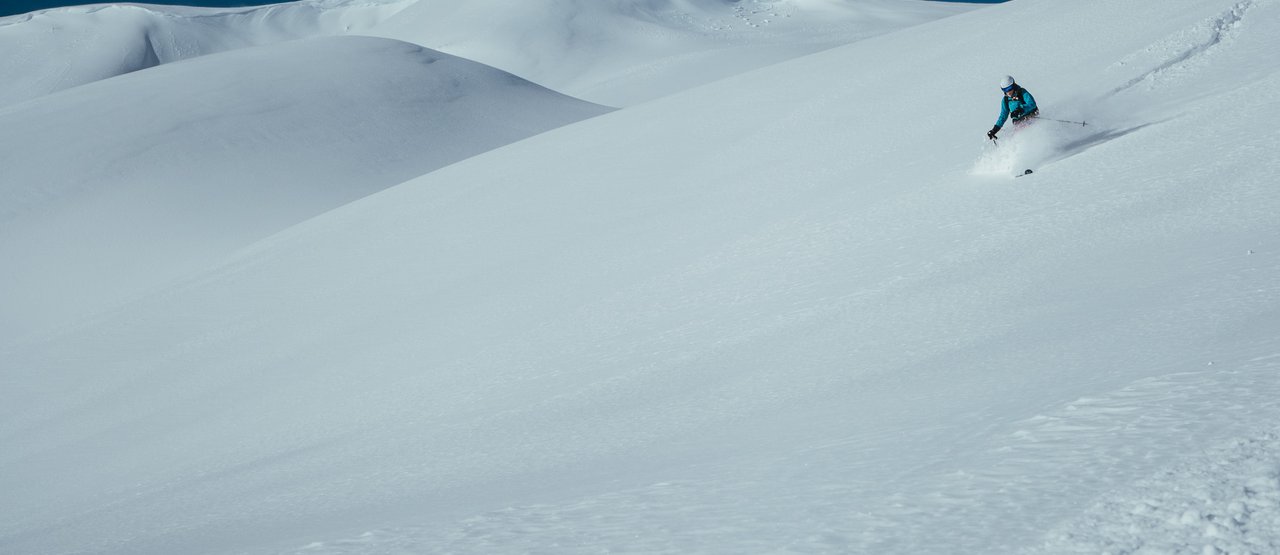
[0,35,609,341]
[368,0,976,106]
[3,0,1280,554]
[0,0,415,109]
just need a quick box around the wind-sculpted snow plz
[0,35,610,341]
[0,0,414,108]
[2,0,1280,554]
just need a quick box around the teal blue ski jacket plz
[995,86,1038,128]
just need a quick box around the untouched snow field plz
[2,0,1280,554]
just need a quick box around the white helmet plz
[1000,75,1016,91]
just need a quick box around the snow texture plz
[1038,429,1280,555]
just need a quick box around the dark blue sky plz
[1,0,1006,19]
[1,1,281,17]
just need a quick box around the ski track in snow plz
[1109,0,1259,96]
[287,355,1280,554]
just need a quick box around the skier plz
[986,75,1038,140]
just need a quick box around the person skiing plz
[986,75,1038,140]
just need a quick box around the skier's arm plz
[994,98,1010,128]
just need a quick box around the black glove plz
[987,126,1000,140]
[1010,108,1025,120]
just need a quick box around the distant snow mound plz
[367,0,974,105]
[0,0,413,108]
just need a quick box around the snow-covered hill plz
[2,0,1279,554]
[367,0,976,106]
[0,35,609,341]
[0,0,415,108]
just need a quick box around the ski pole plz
[1041,118,1087,126]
